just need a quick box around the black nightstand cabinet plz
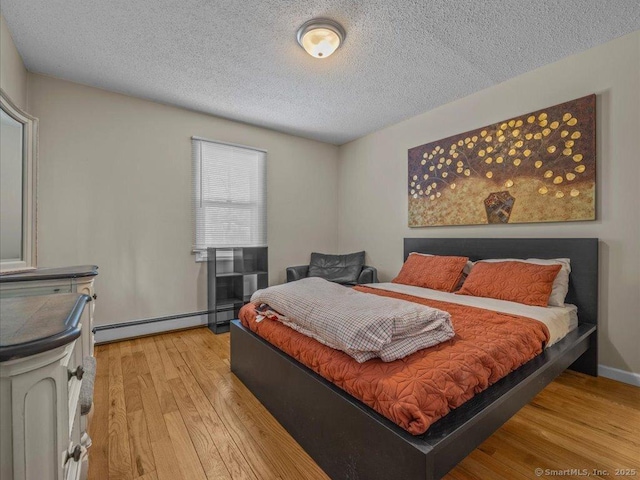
[207,247,268,333]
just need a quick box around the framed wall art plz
[408,94,596,227]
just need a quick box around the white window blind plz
[192,137,267,257]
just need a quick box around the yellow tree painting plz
[408,95,596,226]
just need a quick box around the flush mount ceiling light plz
[296,18,345,59]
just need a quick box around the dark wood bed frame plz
[230,238,598,480]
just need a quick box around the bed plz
[230,238,598,480]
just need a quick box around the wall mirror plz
[0,89,38,273]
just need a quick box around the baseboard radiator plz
[93,310,213,344]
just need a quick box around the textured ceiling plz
[2,1,639,144]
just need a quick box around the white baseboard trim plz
[598,364,640,387]
[95,314,208,344]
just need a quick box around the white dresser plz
[0,267,98,357]
[0,267,98,480]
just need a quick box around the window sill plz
[193,249,234,263]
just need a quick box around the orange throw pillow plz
[457,261,562,306]
[392,254,469,292]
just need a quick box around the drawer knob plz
[68,365,84,381]
[72,444,82,462]
[92,293,97,300]
[66,444,82,463]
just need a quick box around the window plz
[192,137,267,260]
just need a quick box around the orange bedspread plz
[239,286,550,435]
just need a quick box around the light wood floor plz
[89,327,640,480]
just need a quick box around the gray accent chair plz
[286,251,378,285]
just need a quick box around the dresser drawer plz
[63,398,89,480]
[62,442,88,480]
[0,280,74,298]
[66,340,84,436]
[67,338,84,387]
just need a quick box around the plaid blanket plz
[250,277,454,362]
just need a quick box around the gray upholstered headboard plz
[403,238,598,326]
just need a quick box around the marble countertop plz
[0,293,90,362]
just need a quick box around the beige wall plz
[27,74,339,326]
[338,32,640,375]
[0,14,27,110]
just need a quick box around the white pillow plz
[472,258,571,307]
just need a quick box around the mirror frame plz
[0,88,38,273]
